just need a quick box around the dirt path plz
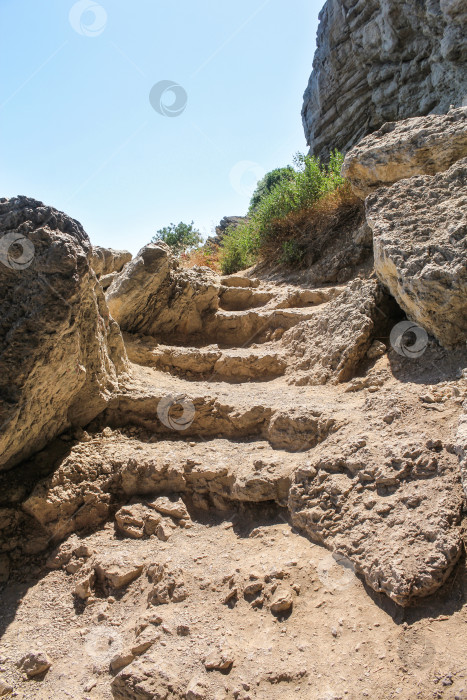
[1,272,466,699]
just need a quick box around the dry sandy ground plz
[1,502,467,700]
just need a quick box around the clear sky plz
[0,0,321,255]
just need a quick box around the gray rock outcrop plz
[106,243,220,338]
[342,108,467,198]
[0,196,128,471]
[303,0,467,160]
[367,157,467,348]
[91,246,132,277]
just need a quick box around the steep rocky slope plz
[0,47,467,700]
[0,262,466,698]
[302,0,467,159]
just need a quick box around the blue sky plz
[0,0,321,254]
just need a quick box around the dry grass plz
[180,247,222,273]
[259,184,363,267]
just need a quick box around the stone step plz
[102,365,341,448]
[24,434,308,540]
[218,284,340,313]
[203,307,319,345]
[220,275,260,288]
[218,286,275,311]
[124,335,287,381]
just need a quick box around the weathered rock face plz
[282,279,396,385]
[342,108,467,198]
[303,0,467,160]
[106,243,220,339]
[289,432,463,606]
[455,402,467,499]
[0,196,128,471]
[90,246,132,277]
[367,157,467,348]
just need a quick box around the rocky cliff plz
[302,0,467,159]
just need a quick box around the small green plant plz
[152,221,203,254]
[220,150,345,274]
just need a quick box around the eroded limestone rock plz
[282,279,394,385]
[343,108,467,198]
[111,656,181,700]
[17,651,51,678]
[367,157,467,347]
[0,196,128,471]
[90,246,132,277]
[106,243,220,338]
[289,433,463,606]
[303,0,467,159]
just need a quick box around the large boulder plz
[302,0,467,160]
[289,430,464,606]
[367,157,467,348]
[342,108,467,198]
[282,279,396,385]
[0,196,128,471]
[106,243,220,339]
[90,246,132,277]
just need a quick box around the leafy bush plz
[219,223,259,275]
[220,150,345,274]
[261,185,361,269]
[152,221,202,254]
[280,240,306,266]
[249,166,294,212]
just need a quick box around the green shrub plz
[280,240,306,266]
[249,166,295,212]
[220,150,345,274]
[152,221,202,254]
[219,222,259,275]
